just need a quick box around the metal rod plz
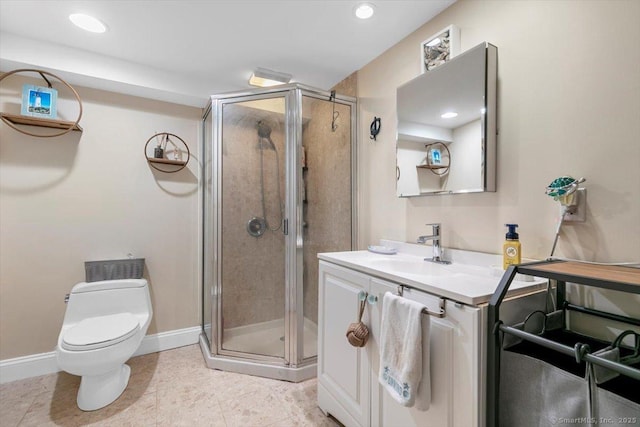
[564,302,640,327]
[486,265,519,427]
[38,71,53,88]
[397,285,446,318]
[499,324,640,381]
[423,306,445,318]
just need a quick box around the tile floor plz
[0,345,341,427]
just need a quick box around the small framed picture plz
[429,148,443,165]
[21,84,58,119]
[421,25,460,73]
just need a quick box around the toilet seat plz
[62,313,140,351]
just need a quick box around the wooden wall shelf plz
[144,132,190,173]
[417,164,448,170]
[0,113,83,132]
[1,69,83,137]
[147,157,187,167]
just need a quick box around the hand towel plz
[378,292,431,409]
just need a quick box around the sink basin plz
[367,258,448,275]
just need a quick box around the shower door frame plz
[202,84,357,381]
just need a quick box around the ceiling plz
[0,0,455,107]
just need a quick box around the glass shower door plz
[218,96,288,360]
[300,93,354,362]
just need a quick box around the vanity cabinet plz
[318,261,485,427]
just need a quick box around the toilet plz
[56,279,152,411]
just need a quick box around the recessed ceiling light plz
[355,3,375,19]
[441,112,458,119]
[69,13,107,33]
[248,67,292,87]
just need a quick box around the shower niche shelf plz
[144,132,190,173]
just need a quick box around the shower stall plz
[201,84,356,381]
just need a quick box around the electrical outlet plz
[563,188,586,222]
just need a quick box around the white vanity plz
[317,241,547,427]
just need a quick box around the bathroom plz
[0,0,638,426]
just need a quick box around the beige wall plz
[0,76,201,359]
[356,0,640,340]
[357,0,640,263]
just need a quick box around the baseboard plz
[0,326,201,385]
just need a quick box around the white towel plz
[378,292,431,409]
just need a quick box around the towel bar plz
[396,285,446,318]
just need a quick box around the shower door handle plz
[283,219,288,235]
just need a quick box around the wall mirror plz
[396,42,497,197]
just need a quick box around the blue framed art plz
[21,84,58,119]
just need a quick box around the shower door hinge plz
[283,219,288,235]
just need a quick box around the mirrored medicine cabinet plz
[396,42,497,197]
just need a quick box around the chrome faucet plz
[417,223,451,264]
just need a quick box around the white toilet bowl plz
[56,279,152,411]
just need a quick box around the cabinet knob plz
[367,294,378,305]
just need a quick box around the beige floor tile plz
[1,345,339,427]
[88,390,156,426]
[156,381,226,427]
[0,374,60,427]
[219,387,292,427]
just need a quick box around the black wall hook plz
[369,117,381,141]
[330,90,339,132]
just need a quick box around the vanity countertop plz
[318,241,548,306]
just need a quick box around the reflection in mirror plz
[396,42,497,197]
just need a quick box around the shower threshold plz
[223,317,317,359]
[199,317,318,382]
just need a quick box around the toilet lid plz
[62,313,140,351]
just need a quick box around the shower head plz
[256,120,276,150]
[257,121,272,139]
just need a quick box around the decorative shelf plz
[417,164,448,170]
[147,157,187,166]
[0,113,83,132]
[144,132,190,173]
[0,69,83,138]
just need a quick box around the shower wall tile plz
[221,104,287,330]
[302,94,354,325]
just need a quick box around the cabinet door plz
[371,283,482,427]
[318,262,371,427]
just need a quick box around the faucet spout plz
[417,223,451,265]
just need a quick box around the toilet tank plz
[63,279,152,327]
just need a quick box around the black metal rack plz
[486,259,640,426]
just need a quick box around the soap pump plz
[503,224,521,269]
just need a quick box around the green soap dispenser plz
[503,224,521,269]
